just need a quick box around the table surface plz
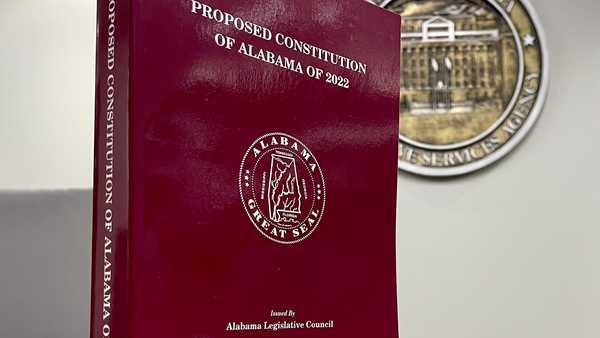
[1,186,597,338]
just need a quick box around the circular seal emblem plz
[376,0,549,176]
[239,133,326,244]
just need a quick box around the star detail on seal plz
[523,34,536,46]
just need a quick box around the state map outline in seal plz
[239,132,326,245]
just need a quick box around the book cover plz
[91,1,401,337]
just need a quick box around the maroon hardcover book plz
[91,1,401,337]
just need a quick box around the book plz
[91,1,401,337]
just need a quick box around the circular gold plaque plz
[377,0,548,176]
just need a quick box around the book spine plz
[90,0,130,338]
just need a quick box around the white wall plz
[0,0,96,190]
[0,1,597,338]
[396,1,600,337]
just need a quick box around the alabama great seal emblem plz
[239,133,326,244]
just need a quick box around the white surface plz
[0,1,598,338]
[0,0,96,190]
[396,1,600,337]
